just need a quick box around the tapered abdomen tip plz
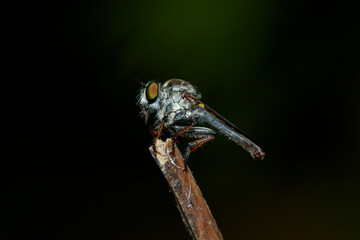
[252,149,265,160]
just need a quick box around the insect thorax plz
[157,79,200,126]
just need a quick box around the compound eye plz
[146,81,159,104]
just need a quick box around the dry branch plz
[149,138,223,240]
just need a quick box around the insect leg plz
[152,120,165,154]
[170,125,216,170]
[170,124,195,154]
[183,134,215,170]
[175,127,216,170]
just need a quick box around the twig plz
[149,138,223,240]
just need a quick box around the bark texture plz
[149,138,223,240]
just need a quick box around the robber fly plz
[138,79,265,169]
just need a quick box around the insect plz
[138,79,265,169]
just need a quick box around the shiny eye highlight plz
[145,81,159,103]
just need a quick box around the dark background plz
[2,0,360,239]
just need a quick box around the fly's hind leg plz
[183,134,215,171]
[171,125,216,170]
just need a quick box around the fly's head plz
[137,81,161,124]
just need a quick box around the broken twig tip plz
[149,138,223,240]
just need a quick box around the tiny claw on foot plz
[171,139,175,155]
[152,139,159,155]
[170,138,179,156]
[182,161,188,171]
[153,149,161,156]
[182,148,190,171]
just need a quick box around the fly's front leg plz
[151,120,165,154]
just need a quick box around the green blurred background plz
[3,0,360,239]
